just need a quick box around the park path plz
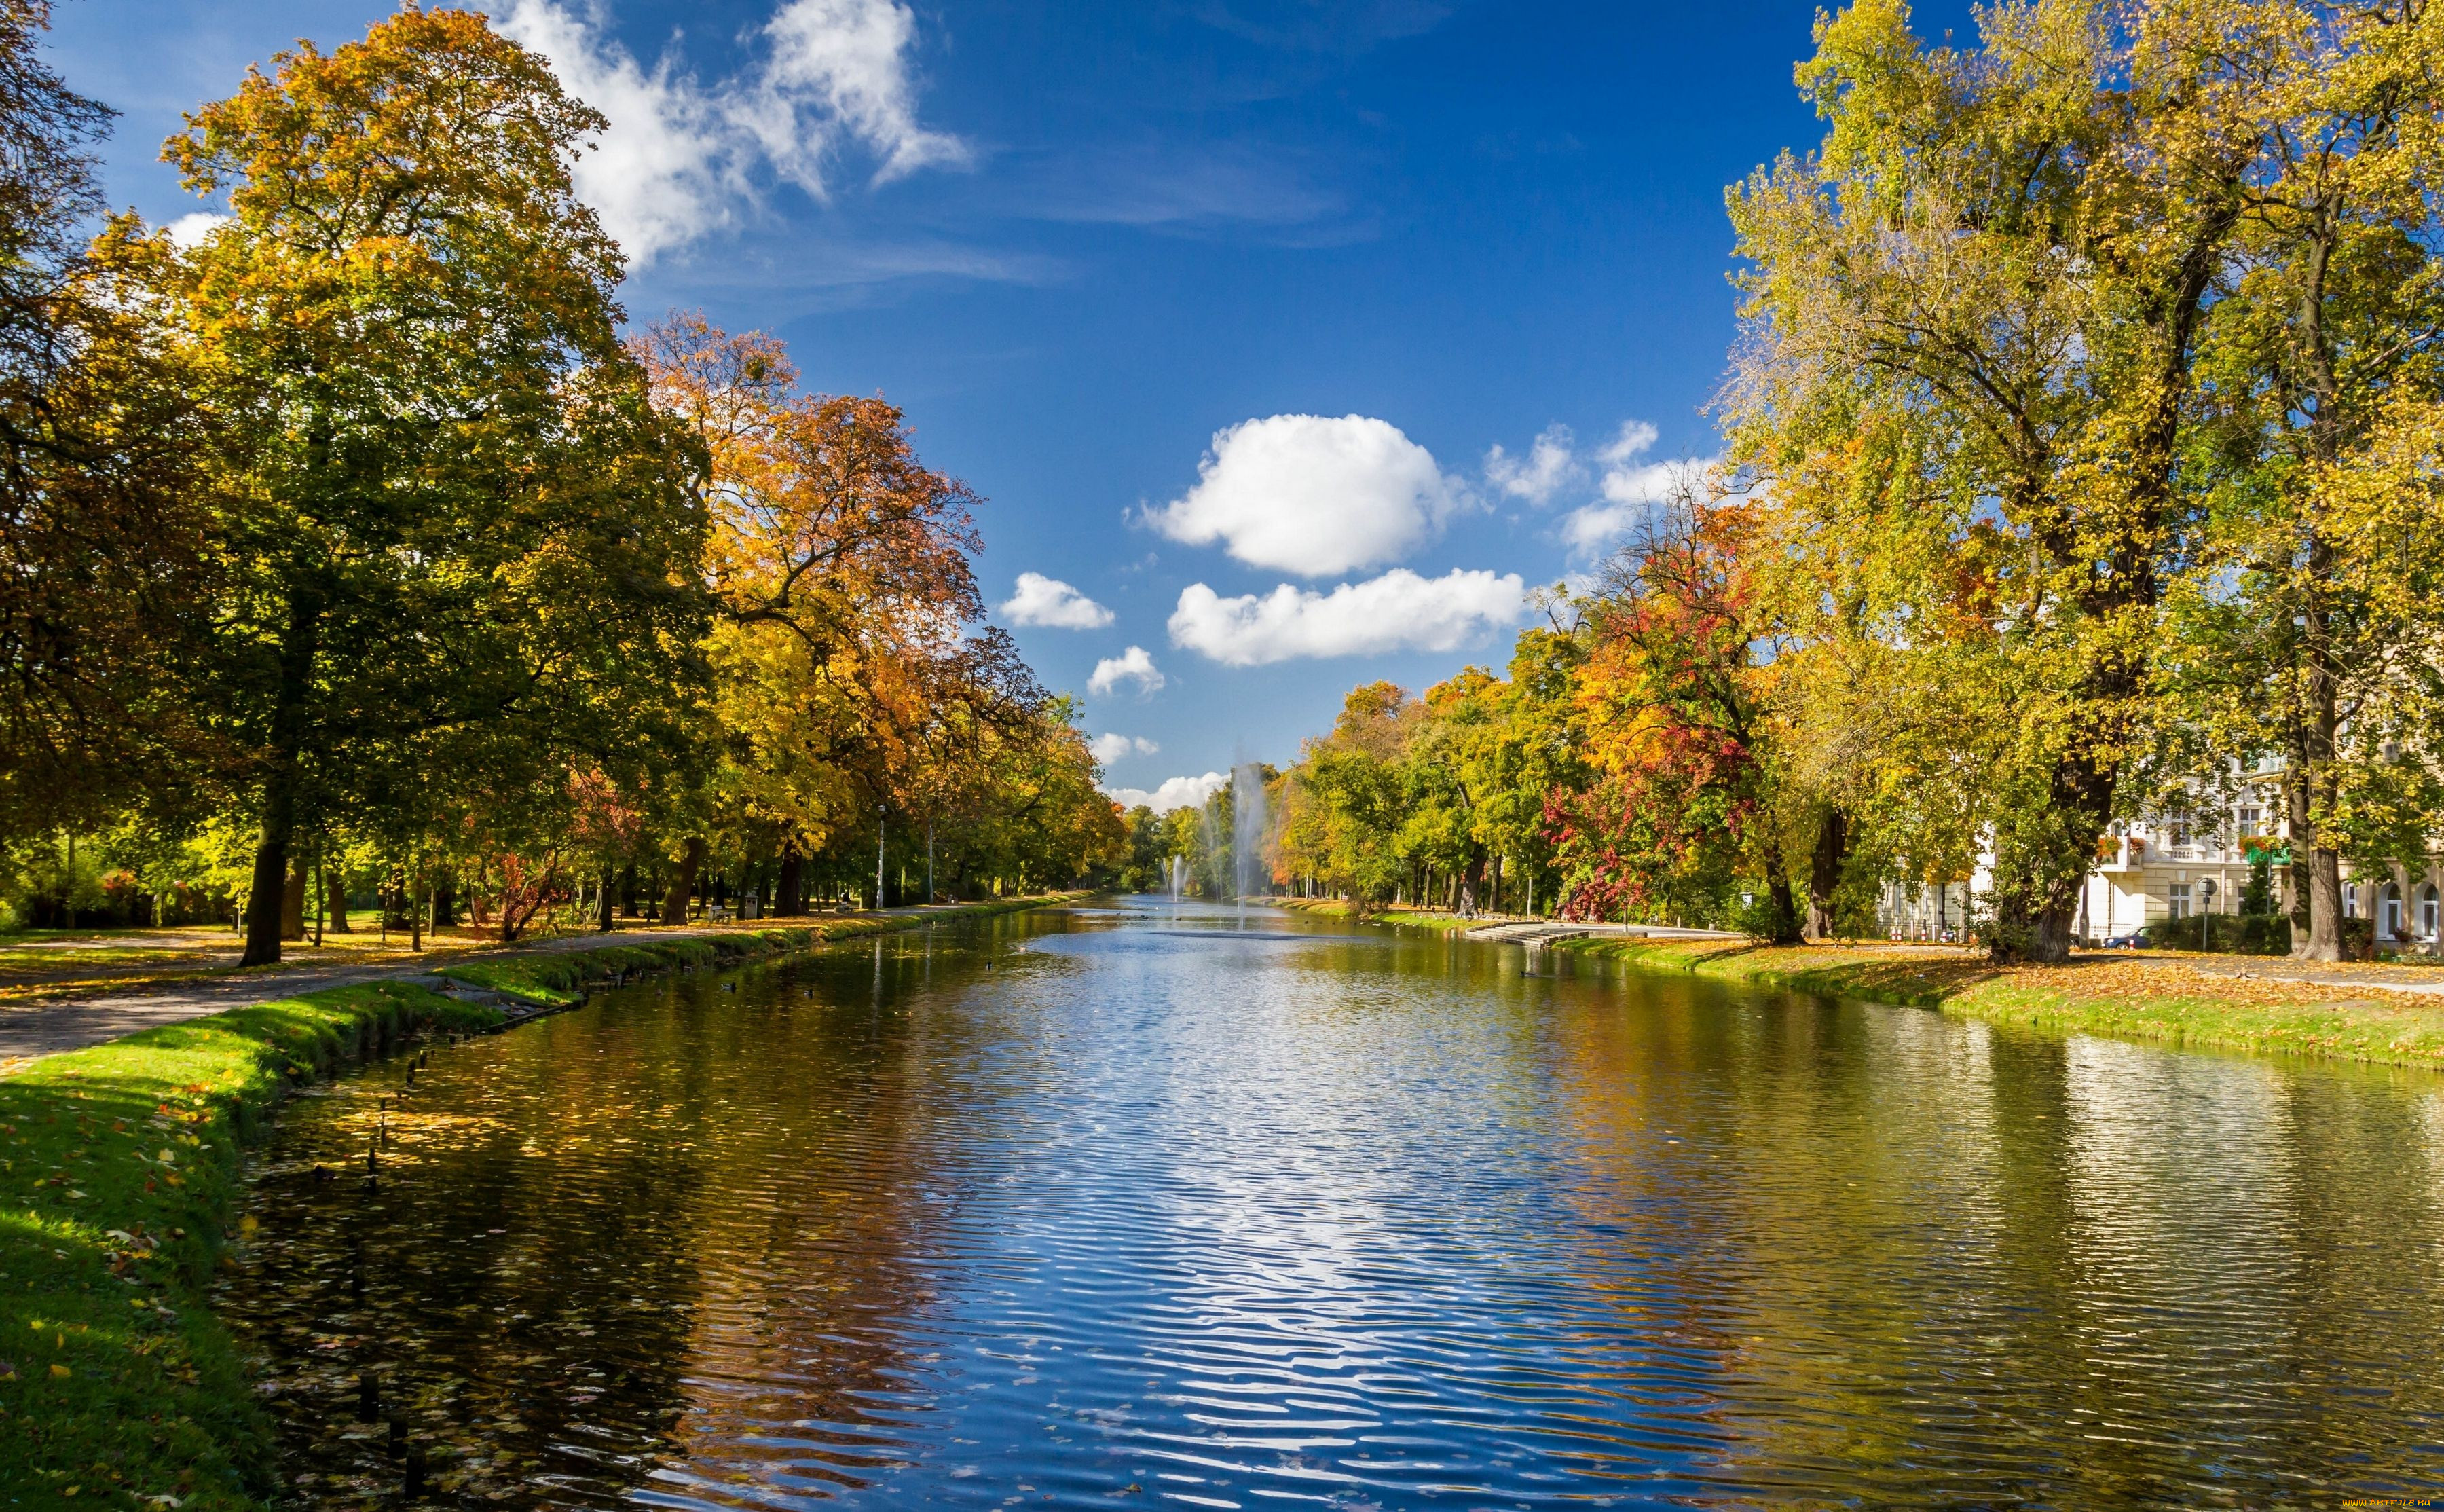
[0,908,995,1069]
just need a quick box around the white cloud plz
[1561,421,1718,552]
[1168,568,1526,667]
[999,572,1114,629]
[1088,733,1160,764]
[489,0,968,265]
[1143,413,1466,576]
[164,212,229,248]
[1105,771,1227,812]
[1088,645,1166,697]
[1484,423,1577,504]
[1597,419,1661,467]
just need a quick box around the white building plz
[1876,756,2444,951]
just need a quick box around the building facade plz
[1875,757,2443,950]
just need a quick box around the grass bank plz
[433,894,1082,1008]
[1269,898,1482,934]
[0,891,1076,1508]
[1553,935,2444,1072]
[0,982,502,1509]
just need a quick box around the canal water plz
[217,900,2444,1508]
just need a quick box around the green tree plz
[146,10,708,964]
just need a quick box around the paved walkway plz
[0,906,1016,1069]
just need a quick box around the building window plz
[2385,885,2404,941]
[2346,885,2359,919]
[2238,805,2261,837]
[2422,885,2437,942]
[2168,883,2192,920]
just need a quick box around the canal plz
[217,898,2444,1507]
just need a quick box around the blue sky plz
[54,0,1964,809]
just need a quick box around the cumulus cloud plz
[1168,568,1526,667]
[164,212,229,248]
[1560,421,1718,552]
[1088,733,1160,765]
[489,0,967,265]
[999,572,1114,629]
[1484,423,1578,504]
[1105,771,1227,812]
[1143,413,1466,576]
[1088,645,1166,697]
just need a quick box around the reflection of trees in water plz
[218,931,1014,1507]
[1540,983,2444,1504]
[222,912,2444,1507]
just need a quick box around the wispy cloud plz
[1559,421,1719,553]
[488,0,969,265]
[1484,422,1578,505]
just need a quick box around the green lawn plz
[0,982,502,1509]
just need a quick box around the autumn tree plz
[2164,0,2444,959]
[636,313,1053,904]
[1552,495,1801,940]
[1727,0,2290,960]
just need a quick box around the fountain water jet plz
[1232,763,1268,912]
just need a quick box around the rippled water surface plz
[218,900,2444,1508]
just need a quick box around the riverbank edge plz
[1274,897,2444,1073]
[432,892,1085,1010]
[1542,936,2444,1072]
[0,982,504,1509]
[0,893,1076,1509]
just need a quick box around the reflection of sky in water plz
[220,900,2444,1509]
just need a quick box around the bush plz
[2140,914,2292,955]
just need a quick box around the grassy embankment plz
[1546,935,2444,1070]
[0,982,501,1509]
[0,892,1075,1509]
[1279,896,2444,1072]
[433,893,1079,1007]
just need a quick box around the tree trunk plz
[239,775,296,968]
[597,866,616,932]
[239,589,321,967]
[280,853,308,941]
[1807,807,1849,940]
[663,837,704,924]
[323,866,351,932]
[431,872,458,929]
[777,852,804,917]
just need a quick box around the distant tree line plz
[1271,0,2444,965]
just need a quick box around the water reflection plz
[219,899,2444,1507]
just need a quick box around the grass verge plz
[0,982,502,1510]
[432,895,1083,1008]
[1553,935,2444,1071]
[1267,898,1485,933]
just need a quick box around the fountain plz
[1231,763,1268,908]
